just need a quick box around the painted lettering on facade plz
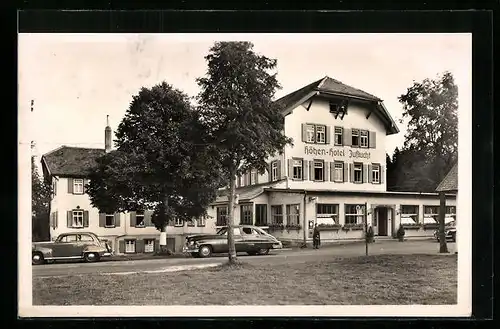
[304,146,371,159]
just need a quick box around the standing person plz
[313,223,321,249]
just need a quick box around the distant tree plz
[398,71,458,188]
[86,82,224,250]
[197,41,293,264]
[32,156,51,241]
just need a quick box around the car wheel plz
[32,252,45,265]
[198,245,212,258]
[257,248,270,255]
[84,252,100,263]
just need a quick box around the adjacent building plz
[207,76,457,245]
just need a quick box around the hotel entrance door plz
[377,207,388,236]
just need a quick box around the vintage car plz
[32,232,113,265]
[182,225,283,258]
[433,220,456,242]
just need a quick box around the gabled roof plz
[436,162,458,193]
[41,146,105,177]
[274,76,399,135]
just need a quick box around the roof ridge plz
[321,76,381,100]
[43,145,105,157]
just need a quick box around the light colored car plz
[434,221,456,242]
[32,232,113,265]
[182,225,283,258]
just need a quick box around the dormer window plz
[73,179,84,194]
[329,100,348,119]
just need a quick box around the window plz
[144,239,155,253]
[271,161,278,181]
[197,216,206,227]
[240,204,253,225]
[316,204,339,224]
[286,204,300,226]
[371,164,380,184]
[73,179,84,194]
[271,205,284,225]
[314,160,324,181]
[423,206,439,224]
[329,102,338,113]
[135,211,145,227]
[360,130,369,148]
[255,204,267,226]
[306,124,315,143]
[292,159,303,180]
[187,218,196,226]
[105,214,115,227]
[216,206,228,226]
[353,163,363,183]
[250,169,257,185]
[316,125,326,144]
[345,204,364,225]
[174,217,183,227]
[77,234,94,242]
[351,129,360,147]
[125,240,136,253]
[400,205,419,224]
[333,162,344,182]
[334,127,343,146]
[72,210,84,228]
[59,234,77,243]
[446,206,456,222]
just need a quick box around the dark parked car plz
[182,225,283,258]
[434,221,456,242]
[32,232,113,265]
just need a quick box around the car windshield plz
[216,227,228,235]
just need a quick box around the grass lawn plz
[33,254,457,305]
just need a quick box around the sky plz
[18,33,471,168]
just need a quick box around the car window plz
[242,227,253,235]
[78,234,94,242]
[60,235,77,243]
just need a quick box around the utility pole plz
[364,202,368,256]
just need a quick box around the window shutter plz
[324,161,329,182]
[343,128,352,147]
[288,159,293,179]
[309,161,314,181]
[244,173,248,186]
[130,212,136,227]
[303,161,308,180]
[301,123,307,142]
[277,160,282,179]
[67,178,73,194]
[381,165,385,184]
[67,211,72,228]
[118,240,125,254]
[54,211,58,228]
[330,162,335,182]
[114,213,121,227]
[344,164,349,182]
[325,126,330,144]
[49,213,53,228]
[268,163,272,182]
[83,179,89,193]
[368,164,373,183]
[369,131,376,148]
[136,240,145,253]
[255,171,259,184]
[83,211,89,227]
[349,163,354,183]
[99,213,106,227]
[154,239,160,253]
[236,175,240,188]
[363,165,368,183]
[145,210,154,226]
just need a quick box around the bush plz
[396,225,406,242]
[365,226,375,243]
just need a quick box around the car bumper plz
[182,246,199,253]
[101,252,113,257]
[272,242,283,249]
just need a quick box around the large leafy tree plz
[196,41,292,263]
[87,82,224,248]
[32,156,51,241]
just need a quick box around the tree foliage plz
[32,156,51,241]
[86,82,224,231]
[387,72,458,192]
[196,41,293,262]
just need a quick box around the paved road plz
[33,239,456,278]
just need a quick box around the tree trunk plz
[438,192,449,253]
[227,168,238,263]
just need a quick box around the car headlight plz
[189,241,195,246]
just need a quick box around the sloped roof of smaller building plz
[435,162,458,193]
[214,179,285,204]
[42,146,105,177]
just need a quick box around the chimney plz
[105,115,112,153]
